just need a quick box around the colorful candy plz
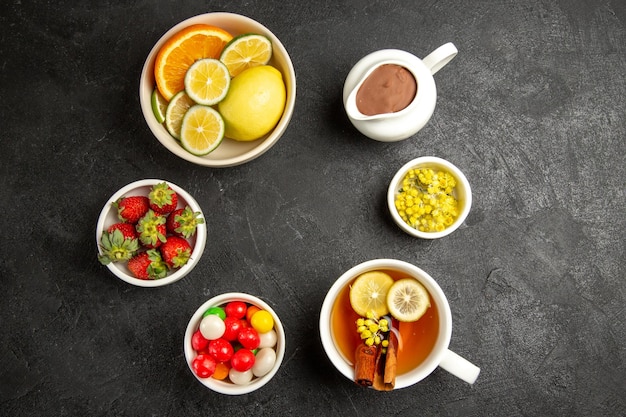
[190,301,279,385]
[199,314,225,340]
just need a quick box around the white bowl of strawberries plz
[96,179,207,287]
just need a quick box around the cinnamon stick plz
[383,330,398,389]
[371,344,386,390]
[354,343,378,386]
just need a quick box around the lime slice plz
[151,87,168,123]
[349,271,394,317]
[184,58,230,106]
[165,90,194,140]
[220,33,273,77]
[180,105,225,155]
[386,278,431,322]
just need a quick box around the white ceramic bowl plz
[319,259,453,389]
[184,293,286,395]
[139,12,297,167]
[387,156,472,239]
[95,179,207,287]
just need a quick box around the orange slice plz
[154,24,233,101]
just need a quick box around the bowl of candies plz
[387,156,472,239]
[140,12,296,167]
[184,293,286,395]
[96,179,207,287]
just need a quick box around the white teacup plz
[319,259,479,388]
[343,43,457,142]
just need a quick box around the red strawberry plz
[136,210,167,248]
[114,196,150,224]
[97,224,139,265]
[166,206,204,238]
[160,236,192,268]
[127,250,168,280]
[107,222,138,239]
[148,182,178,215]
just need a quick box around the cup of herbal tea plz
[319,259,479,390]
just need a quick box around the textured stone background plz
[1,0,624,416]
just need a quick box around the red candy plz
[231,349,255,372]
[191,329,209,352]
[222,316,245,341]
[237,327,260,350]
[192,354,217,378]
[208,338,234,362]
[225,301,247,319]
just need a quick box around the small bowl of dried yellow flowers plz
[387,156,472,239]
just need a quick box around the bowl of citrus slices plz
[140,13,296,167]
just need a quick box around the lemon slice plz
[386,278,431,322]
[349,271,394,317]
[184,58,230,106]
[180,105,225,155]
[220,33,273,77]
[151,87,168,123]
[165,90,194,140]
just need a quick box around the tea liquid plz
[330,270,439,375]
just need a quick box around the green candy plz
[202,306,226,320]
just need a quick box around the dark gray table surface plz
[2,1,625,416]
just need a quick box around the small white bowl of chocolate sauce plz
[343,43,457,142]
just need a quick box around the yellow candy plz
[250,310,274,334]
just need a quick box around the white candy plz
[229,368,254,385]
[252,347,277,377]
[199,315,225,340]
[258,329,277,348]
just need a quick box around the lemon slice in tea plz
[180,105,225,155]
[349,271,394,317]
[220,34,273,77]
[184,58,230,106]
[386,278,431,322]
[151,87,168,123]
[165,90,195,140]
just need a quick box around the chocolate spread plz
[355,64,417,116]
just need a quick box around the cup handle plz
[422,42,458,76]
[438,349,480,384]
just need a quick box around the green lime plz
[220,33,273,77]
[151,87,168,124]
[180,105,225,155]
[165,90,194,140]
